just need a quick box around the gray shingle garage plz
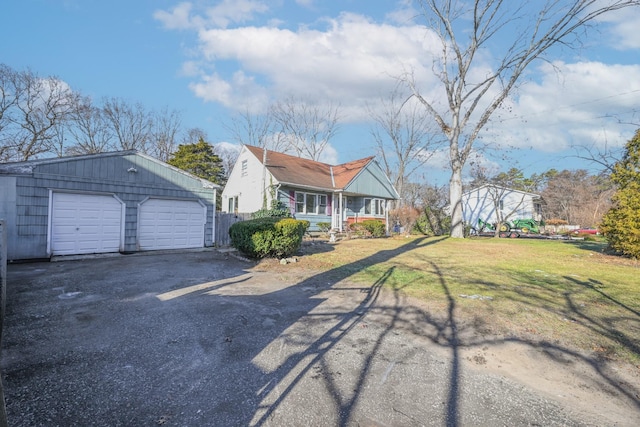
[0,150,220,261]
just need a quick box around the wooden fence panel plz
[215,213,250,247]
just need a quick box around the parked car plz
[573,227,600,235]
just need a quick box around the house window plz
[296,193,305,213]
[241,160,248,177]
[535,202,542,216]
[305,193,317,213]
[318,195,327,214]
[499,199,504,210]
[364,198,385,215]
[295,192,327,215]
[228,196,239,213]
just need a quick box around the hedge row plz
[229,217,310,259]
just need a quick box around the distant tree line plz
[0,63,237,187]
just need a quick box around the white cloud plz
[154,2,198,30]
[318,143,338,164]
[204,0,269,28]
[154,0,269,30]
[192,13,440,120]
[595,5,640,50]
[214,140,241,153]
[158,3,639,169]
[481,61,640,153]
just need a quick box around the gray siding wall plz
[4,153,216,260]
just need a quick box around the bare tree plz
[271,96,341,161]
[369,88,443,207]
[182,127,209,146]
[215,143,240,176]
[150,107,182,162]
[541,169,613,226]
[64,96,114,155]
[102,97,152,152]
[0,67,78,161]
[0,65,18,135]
[417,183,450,235]
[0,64,19,161]
[572,140,624,174]
[407,0,640,238]
[225,108,289,152]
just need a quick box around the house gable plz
[221,145,276,213]
[342,159,399,199]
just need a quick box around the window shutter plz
[327,194,332,215]
[289,190,295,215]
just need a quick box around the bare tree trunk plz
[449,161,464,238]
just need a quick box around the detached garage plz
[0,150,220,261]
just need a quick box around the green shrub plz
[361,220,386,238]
[229,217,309,258]
[316,222,332,233]
[600,129,640,259]
[251,200,291,219]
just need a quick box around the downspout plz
[330,166,335,188]
[212,188,217,247]
[262,147,268,209]
[275,184,281,209]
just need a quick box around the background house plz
[0,151,220,261]
[221,145,399,232]
[461,184,542,229]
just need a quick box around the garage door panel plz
[138,199,205,250]
[51,193,123,256]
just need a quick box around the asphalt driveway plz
[0,249,632,426]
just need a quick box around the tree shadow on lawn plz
[467,269,640,412]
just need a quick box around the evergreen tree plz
[600,130,640,259]
[168,138,226,185]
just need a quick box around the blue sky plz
[3,0,639,184]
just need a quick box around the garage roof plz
[0,150,221,189]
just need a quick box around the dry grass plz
[259,235,640,364]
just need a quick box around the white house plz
[461,184,542,229]
[221,145,399,232]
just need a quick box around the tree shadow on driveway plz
[3,240,639,426]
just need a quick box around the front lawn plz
[279,236,640,364]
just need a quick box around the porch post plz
[339,192,343,231]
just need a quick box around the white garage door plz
[51,192,123,256]
[138,198,205,250]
